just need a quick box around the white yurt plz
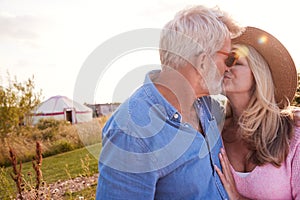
[32,95,93,124]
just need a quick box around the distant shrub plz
[42,128,56,140]
[43,140,80,158]
[36,118,61,130]
[55,141,74,152]
[33,119,71,141]
[0,167,15,199]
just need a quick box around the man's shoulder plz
[104,86,166,132]
[199,96,225,114]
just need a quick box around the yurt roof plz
[34,95,92,114]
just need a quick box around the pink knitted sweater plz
[231,127,300,200]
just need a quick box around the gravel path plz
[19,173,99,199]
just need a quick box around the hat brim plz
[232,26,297,108]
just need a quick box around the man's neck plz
[153,68,199,113]
[153,68,209,133]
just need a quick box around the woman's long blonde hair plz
[232,44,294,167]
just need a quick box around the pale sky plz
[0,0,299,104]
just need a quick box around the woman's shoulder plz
[288,127,300,158]
[292,127,300,144]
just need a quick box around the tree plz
[0,74,42,138]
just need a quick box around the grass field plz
[40,143,101,183]
[0,117,105,167]
[1,143,101,200]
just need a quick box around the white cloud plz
[0,13,40,41]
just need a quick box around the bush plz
[36,118,62,130]
[54,141,75,152]
[43,140,80,158]
[33,119,71,141]
[0,167,15,199]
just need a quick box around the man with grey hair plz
[96,5,243,199]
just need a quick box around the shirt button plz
[174,113,179,119]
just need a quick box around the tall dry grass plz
[0,116,107,167]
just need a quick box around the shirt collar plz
[143,70,181,122]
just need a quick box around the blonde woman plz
[216,27,300,199]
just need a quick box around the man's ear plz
[194,52,207,71]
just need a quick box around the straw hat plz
[232,26,297,108]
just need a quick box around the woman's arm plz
[291,128,300,199]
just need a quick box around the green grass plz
[41,143,101,183]
[1,143,101,199]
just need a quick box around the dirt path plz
[19,173,99,199]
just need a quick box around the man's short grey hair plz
[159,5,243,69]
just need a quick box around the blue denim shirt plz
[96,70,228,200]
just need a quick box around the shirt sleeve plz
[96,164,158,200]
[95,128,159,200]
[291,128,300,200]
